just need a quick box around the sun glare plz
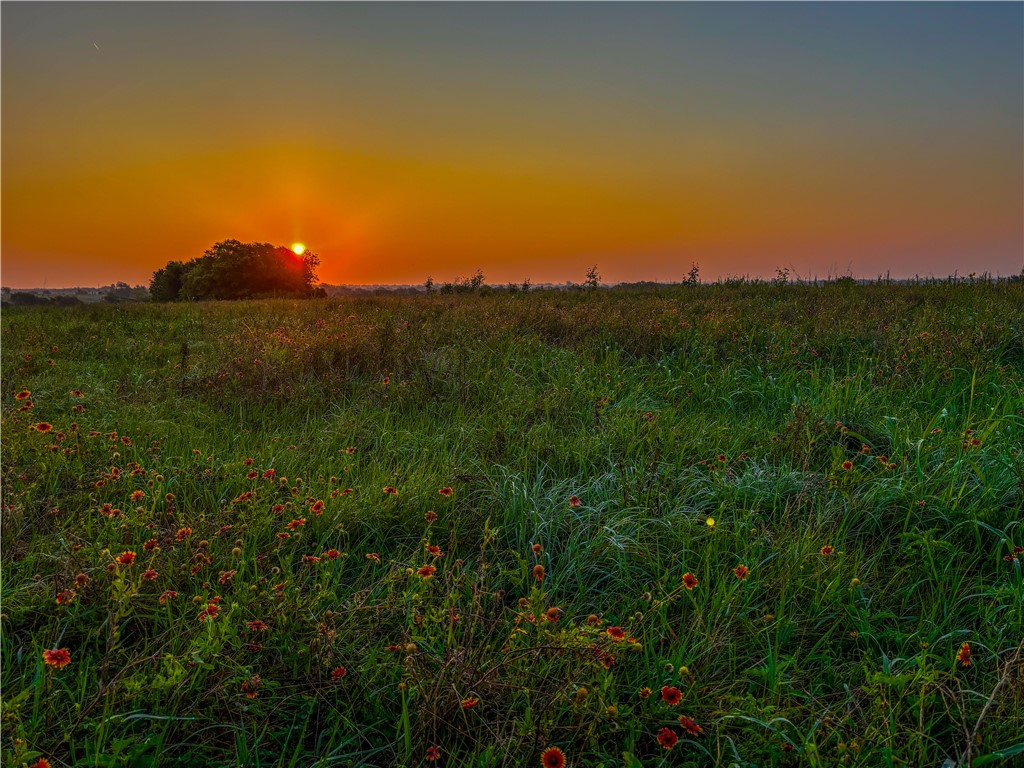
[292,243,305,255]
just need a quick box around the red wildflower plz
[276,532,291,540]
[74,573,89,587]
[638,686,652,699]
[243,458,254,465]
[532,543,543,556]
[116,551,136,566]
[43,648,71,669]
[55,589,75,605]
[678,715,703,736]
[682,572,698,590]
[30,759,53,768]
[176,527,192,541]
[197,603,221,621]
[382,486,397,495]
[460,695,479,709]
[70,389,84,397]
[246,470,259,480]
[323,549,341,560]
[606,626,626,641]
[657,727,679,750]
[309,499,325,515]
[240,675,262,699]
[534,564,545,582]
[331,666,347,680]
[568,495,582,507]
[247,620,269,631]
[144,538,158,551]
[661,686,682,706]
[142,569,159,581]
[957,642,972,667]
[425,746,441,762]
[424,510,438,522]
[159,590,178,604]
[734,564,749,581]
[841,460,853,471]
[540,747,566,768]
[417,564,437,579]
[439,486,453,496]
[130,490,145,502]
[33,422,53,432]
[14,390,30,399]
[820,545,834,556]
[218,570,237,585]
[287,518,306,529]
[426,543,445,558]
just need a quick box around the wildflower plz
[366,552,381,565]
[197,603,221,621]
[418,564,437,579]
[15,390,30,399]
[331,666,347,680]
[661,686,682,706]
[820,545,834,556]
[540,747,566,768]
[532,543,543,556]
[262,468,276,479]
[424,511,438,522]
[246,470,259,480]
[682,572,698,590]
[545,607,560,622]
[74,573,89,587]
[678,715,703,736]
[176,527,192,541]
[32,422,53,432]
[841,460,853,471]
[56,589,76,605]
[247,620,269,631]
[381,376,390,386]
[533,564,545,582]
[382,486,397,495]
[425,746,441,762]
[323,549,340,560]
[639,686,652,699]
[43,648,71,669]
[276,532,291,540]
[30,759,52,768]
[957,642,972,667]
[287,518,306,530]
[568,495,582,507]
[144,538,158,551]
[240,675,262,698]
[142,569,159,581]
[218,570,237,585]
[159,590,178,604]
[606,626,626,641]
[116,551,136,566]
[586,614,601,626]
[439,487,453,496]
[657,727,679,750]
[426,543,445,558]
[130,490,146,502]
[734,564,749,581]
[461,696,479,709]
[705,516,716,530]
[301,555,320,564]
[310,500,324,514]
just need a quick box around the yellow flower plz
[705,517,716,530]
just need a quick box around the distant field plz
[2,283,1023,768]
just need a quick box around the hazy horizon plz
[3,2,1022,289]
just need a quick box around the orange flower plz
[532,543,543,556]
[43,648,71,669]
[533,564,545,582]
[638,687,652,699]
[323,549,340,560]
[331,666,347,680]
[733,564,749,581]
[418,564,437,579]
[176,527,192,541]
[606,626,626,641]
[14,390,31,399]
[247,619,269,631]
[678,715,703,736]
[820,545,834,556]
[424,511,438,522]
[310,500,324,514]
[957,642,972,667]
[426,543,445,558]
[460,695,479,709]
[30,759,53,768]
[287,518,306,529]
[366,552,381,565]
[116,551,136,566]
[130,490,146,502]
[55,589,76,605]
[567,495,582,507]
[682,572,698,590]
[657,727,679,750]
[159,590,178,604]
[425,746,441,762]
[841,460,853,471]
[439,487,453,496]
[32,422,53,432]
[540,746,566,768]
[142,569,158,581]
[661,686,682,706]
[382,486,398,495]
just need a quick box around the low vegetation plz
[2,281,1022,767]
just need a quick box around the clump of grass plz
[2,282,1023,766]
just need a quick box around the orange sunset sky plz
[2,3,1022,288]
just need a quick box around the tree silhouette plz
[150,241,320,301]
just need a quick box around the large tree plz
[150,241,320,301]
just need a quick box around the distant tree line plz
[150,240,321,301]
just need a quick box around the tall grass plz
[2,282,1022,767]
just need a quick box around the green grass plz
[2,282,1023,767]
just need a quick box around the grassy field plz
[2,282,1023,768]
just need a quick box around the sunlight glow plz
[292,243,305,255]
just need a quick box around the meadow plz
[2,281,1022,768]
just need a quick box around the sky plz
[2,2,1022,288]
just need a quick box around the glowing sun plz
[291,243,305,255]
